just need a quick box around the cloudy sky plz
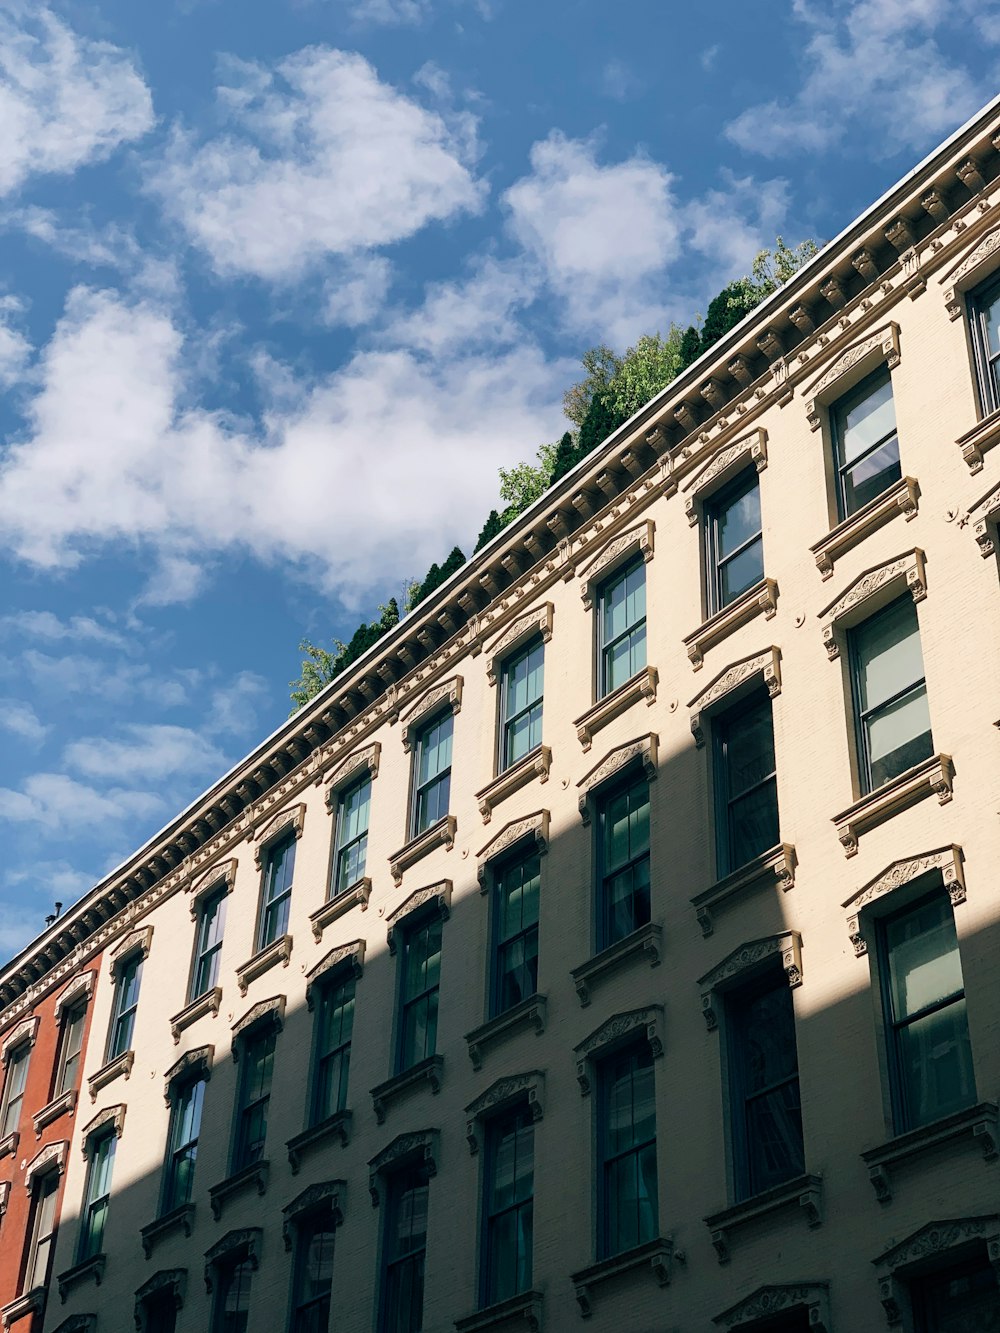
[0,0,998,960]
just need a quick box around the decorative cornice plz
[305,940,365,1008]
[388,816,457,886]
[484,603,554,684]
[169,986,222,1044]
[1,1015,38,1063]
[235,933,293,996]
[698,933,803,1031]
[942,222,1000,317]
[464,1071,545,1155]
[574,667,658,749]
[713,1281,830,1330]
[24,1138,68,1190]
[874,1214,1000,1271]
[820,549,926,658]
[54,971,95,1020]
[682,428,768,524]
[385,880,452,955]
[688,649,780,748]
[804,322,900,429]
[476,746,551,823]
[135,1269,186,1326]
[578,520,655,608]
[81,1103,126,1153]
[811,475,920,579]
[476,812,549,883]
[684,580,778,671]
[843,845,965,955]
[203,1229,262,1293]
[577,734,657,823]
[186,857,238,913]
[832,754,954,858]
[230,994,285,1057]
[367,1129,439,1207]
[281,1179,346,1249]
[109,925,153,980]
[251,803,306,865]
[324,742,380,797]
[398,676,463,749]
[163,1046,213,1104]
[574,1007,664,1095]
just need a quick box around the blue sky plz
[0,0,998,960]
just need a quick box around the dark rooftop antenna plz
[44,901,63,927]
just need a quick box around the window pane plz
[912,1257,1000,1332]
[897,997,976,1128]
[855,599,924,712]
[842,436,901,513]
[866,685,933,787]
[887,896,965,1019]
[718,482,761,558]
[729,779,780,868]
[220,1259,253,1333]
[839,373,896,464]
[418,715,453,785]
[721,535,764,605]
[724,700,775,800]
[985,285,1000,357]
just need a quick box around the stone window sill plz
[833,754,953,857]
[390,816,457,886]
[0,1130,18,1161]
[861,1101,998,1203]
[957,407,1000,472]
[371,1055,443,1125]
[0,1288,45,1327]
[476,747,551,824]
[455,1290,544,1333]
[287,1109,352,1173]
[575,668,657,752]
[170,986,222,1044]
[570,1237,676,1317]
[56,1253,106,1301]
[236,934,292,996]
[140,1203,195,1258]
[810,476,919,579]
[309,880,371,941]
[209,1160,270,1220]
[465,995,547,1072]
[87,1049,133,1101]
[704,1173,822,1264]
[571,924,662,1007]
[683,578,778,670]
[33,1088,76,1135]
[691,843,797,937]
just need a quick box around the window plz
[831,366,901,519]
[878,890,976,1133]
[23,1169,59,1293]
[163,1075,206,1213]
[482,1106,534,1307]
[332,777,372,895]
[398,918,442,1072]
[138,1289,178,1333]
[598,557,646,698]
[705,470,764,614]
[379,1166,429,1333]
[1,1042,30,1138]
[491,851,540,1017]
[107,952,143,1061]
[190,887,227,1001]
[597,1043,657,1259]
[849,596,933,794]
[212,1256,254,1333]
[969,269,1000,417]
[79,1131,116,1260]
[910,1254,1000,1332]
[310,975,355,1125]
[234,1028,275,1171]
[54,1003,86,1097]
[726,968,804,1201]
[714,691,779,876]
[499,639,544,771]
[412,713,453,838]
[258,834,296,950]
[597,772,650,949]
[290,1214,336,1333]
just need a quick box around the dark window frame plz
[331,775,372,898]
[53,1002,87,1099]
[703,468,765,616]
[480,1102,534,1309]
[256,833,296,952]
[830,365,901,521]
[498,636,545,773]
[289,1209,337,1333]
[210,1251,255,1333]
[489,846,541,1020]
[395,913,442,1075]
[22,1167,59,1294]
[595,767,651,952]
[410,710,454,840]
[78,1129,116,1262]
[162,1073,207,1215]
[106,952,143,1062]
[232,1025,276,1173]
[712,688,779,878]
[596,554,647,700]
[596,1040,658,1261]
[0,1041,30,1138]
[189,885,228,1003]
[309,970,355,1127]
[910,1250,1000,1332]
[378,1163,430,1333]
[968,268,1000,418]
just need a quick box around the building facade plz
[3,99,1000,1333]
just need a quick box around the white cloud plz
[0,6,154,197]
[0,772,163,831]
[0,902,47,960]
[15,651,191,708]
[0,608,127,647]
[323,255,394,327]
[206,671,269,737]
[0,295,30,386]
[4,860,93,902]
[684,173,791,284]
[64,723,226,782]
[385,256,535,356]
[600,60,641,102]
[148,47,485,281]
[726,0,1000,158]
[0,698,47,744]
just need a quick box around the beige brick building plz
[3,97,1000,1333]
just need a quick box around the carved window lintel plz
[135,1268,186,1329]
[109,925,153,981]
[942,221,1000,319]
[54,972,95,1020]
[371,1054,444,1125]
[684,580,778,671]
[230,995,285,1058]
[484,604,554,685]
[574,1006,664,1096]
[235,934,293,996]
[574,668,658,751]
[698,932,803,1032]
[203,1228,263,1294]
[208,1160,270,1221]
[571,923,662,1007]
[386,880,452,954]
[140,1204,195,1259]
[804,321,900,429]
[1,1015,38,1064]
[477,813,549,884]
[24,1139,68,1191]
[963,477,1000,555]
[282,1179,346,1250]
[863,1102,999,1204]
[873,1214,1000,1327]
[251,804,306,867]
[368,1129,439,1208]
[399,676,463,751]
[465,995,547,1072]
[570,1237,676,1317]
[578,521,655,610]
[688,649,781,748]
[682,428,768,526]
[811,475,920,580]
[87,1050,134,1101]
[80,1104,126,1157]
[389,817,457,886]
[169,987,222,1044]
[186,859,237,918]
[577,735,657,824]
[691,843,797,938]
[305,940,365,1009]
[712,1280,830,1330]
[820,549,925,658]
[163,1046,213,1106]
[705,1174,823,1266]
[286,1110,353,1174]
[956,408,1000,473]
[843,844,965,955]
[476,747,551,823]
[465,1071,545,1155]
[832,754,954,858]
[323,742,380,798]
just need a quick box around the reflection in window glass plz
[599,558,646,697]
[598,773,650,948]
[715,693,779,875]
[850,597,932,793]
[599,1044,657,1258]
[501,640,544,770]
[833,368,901,518]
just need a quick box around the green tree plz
[562,344,621,428]
[548,430,581,485]
[677,324,702,371]
[498,440,559,513]
[289,598,401,712]
[607,329,684,421]
[474,508,505,552]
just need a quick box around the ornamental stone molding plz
[170,986,222,1044]
[862,1103,998,1205]
[186,857,238,915]
[811,475,920,580]
[399,676,463,751]
[833,755,954,858]
[230,995,285,1058]
[712,1282,830,1331]
[956,410,1000,474]
[324,742,381,797]
[109,924,153,980]
[309,881,372,940]
[571,1237,677,1317]
[820,549,926,659]
[163,1046,213,1105]
[476,746,552,824]
[236,933,293,995]
[684,580,779,671]
[368,1129,439,1207]
[203,1228,262,1293]
[1,1015,38,1063]
[692,843,797,938]
[577,735,657,823]
[24,1139,68,1190]
[251,803,306,866]
[682,428,768,525]
[698,932,803,1031]
[874,1215,1000,1326]
[385,880,452,954]
[574,1007,664,1095]
[963,479,1000,557]
[578,520,654,609]
[843,845,965,955]
[942,222,1000,318]
[389,816,457,885]
[484,603,554,685]
[575,667,658,748]
[54,971,95,1020]
[805,322,900,429]
[51,1318,97,1333]
[464,1071,545,1155]
[476,812,550,884]
[688,649,780,748]
[305,940,365,1009]
[134,1269,186,1329]
[281,1179,346,1249]
[81,1104,126,1155]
